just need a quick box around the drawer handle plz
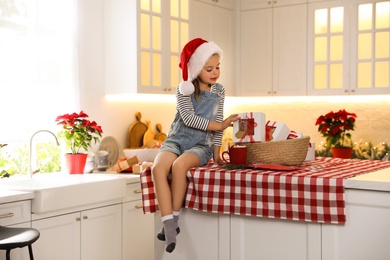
[0,213,15,219]
[134,189,142,194]
[135,205,143,209]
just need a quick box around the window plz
[0,0,78,176]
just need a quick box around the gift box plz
[265,121,290,141]
[305,142,315,161]
[287,131,303,139]
[233,112,266,143]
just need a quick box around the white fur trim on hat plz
[187,42,223,81]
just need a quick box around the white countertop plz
[0,189,34,204]
[345,166,390,191]
[2,164,390,205]
[90,172,141,184]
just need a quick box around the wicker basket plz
[240,136,310,166]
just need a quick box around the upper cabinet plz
[190,0,236,96]
[241,0,308,10]
[238,1,308,96]
[102,0,388,96]
[196,0,235,9]
[104,0,189,95]
[308,0,390,95]
[350,0,390,94]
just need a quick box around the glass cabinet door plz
[308,0,350,95]
[351,0,390,94]
[139,0,188,93]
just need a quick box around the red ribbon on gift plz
[239,112,258,142]
[265,120,276,141]
[288,130,299,139]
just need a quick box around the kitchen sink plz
[0,174,126,214]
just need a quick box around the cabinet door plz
[231,215,321,260]
[350,0,390,95]
[307,0,350,95]
[81,205,122,260]
[154,209,230,260]
[196,0,234,10]
[191,1,235,96]
[239,8,273,96]
[122,200,154,260]
[241,0,307,10]
[32,212,81,260]
[322,189,390,260]
[273,4,307,96]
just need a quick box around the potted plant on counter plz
[56,111,103,174]
[315,109,357,158]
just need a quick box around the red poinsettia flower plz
[315,109,357,148]
[55,111,103,154]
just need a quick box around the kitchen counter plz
[92,172,141,184]
[345,166,390,191]
[0,189,34,204]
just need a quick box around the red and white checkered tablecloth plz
[140,157,390,224]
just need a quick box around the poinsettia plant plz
[56,111,103,154]
[315,109,357,148]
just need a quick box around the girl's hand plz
[221,114,240,130]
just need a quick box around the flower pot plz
[331,147,353,159]
[65,153,88,174]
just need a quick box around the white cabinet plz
[103,0,189,95]
[32,204,122,260]
[191,0,236,96]
[239,3,307,96]
[122,182,154,260]
[322,189,390,260]
[196,0,235,10]
[230,215,321,260]
[307,0,390,95]
[0,201,31,260]
[154,209,230,260]
[241,0,308,10]
[154,208,320,260]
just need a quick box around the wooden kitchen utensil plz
[127,112,148,148]
[143,120,156,146]
[154,123,167,142]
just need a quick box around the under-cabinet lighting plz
[105,94,176,103]
[106,93,390,104]
[225,94,390,105]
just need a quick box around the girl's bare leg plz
[171,152,200,211]
[152,151,178,217]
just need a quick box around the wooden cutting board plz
[128,112,148,148]
[143,120,156,146]
[154,123,167,142]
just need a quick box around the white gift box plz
[265,121,290,141]
[287,131,304,139]
[305,142,315,161]
[233,112,266,143]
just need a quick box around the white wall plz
[78,0,390,154]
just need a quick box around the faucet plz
[29,130,60,178]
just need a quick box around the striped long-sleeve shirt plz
[176,84,225,146]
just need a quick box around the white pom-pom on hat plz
[178,38,223,95]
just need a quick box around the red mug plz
[222,145,247,165]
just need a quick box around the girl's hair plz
[191,53,220,100]
[192,79,212,100]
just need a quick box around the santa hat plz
[179,38,223,95]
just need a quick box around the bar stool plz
[0,226,40,260]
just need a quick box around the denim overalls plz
[160,83,223,165]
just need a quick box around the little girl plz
[152,38,239,253]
